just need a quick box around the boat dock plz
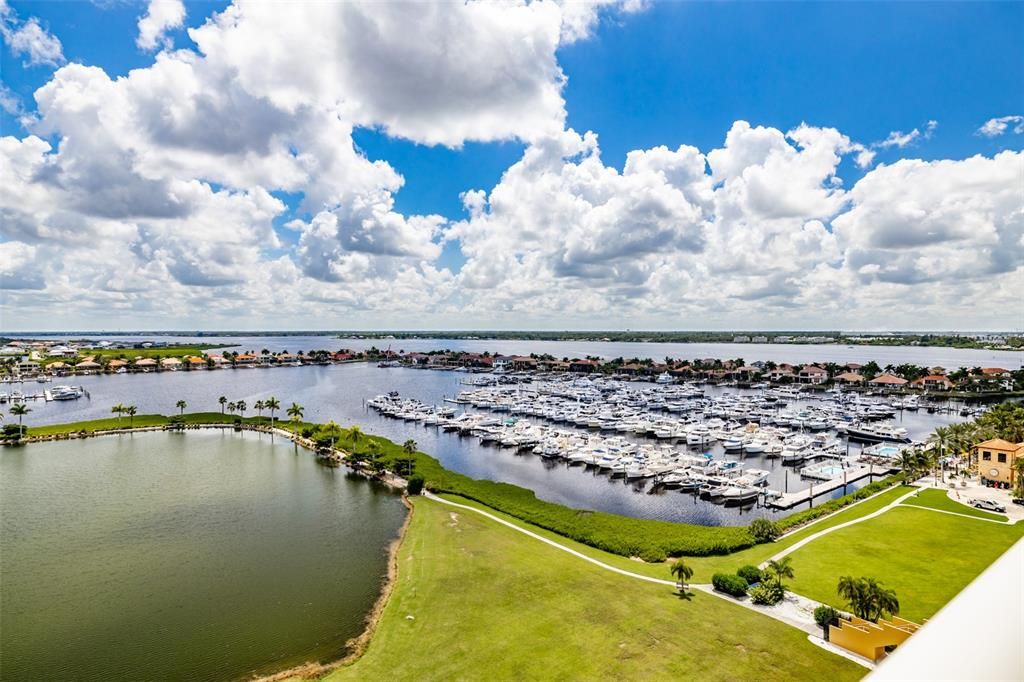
[766,462,896,509]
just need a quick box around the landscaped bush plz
[813,605,842,640]
[749,581,784,605]
[711,573,749,597]
[406,475,425,496]
[736,565,763,585]
[749,518,781,543]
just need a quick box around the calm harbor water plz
[0,431,406,682]
[17,361,973,525]
[22,333,1024,368]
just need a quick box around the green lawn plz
[901,488,1008,522]
[22,412,245,437]
[786,506,1024,622]
[325,498,863,682]
[436,485,914,583]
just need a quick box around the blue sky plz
[1,1,1022,330]
[6,2,1020,232]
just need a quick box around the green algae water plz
[0,431,406,681]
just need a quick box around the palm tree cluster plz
[837,576,899,622]
[110,403,138,427]
[930,403,1024,477]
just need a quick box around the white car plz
[972,499,1006,513]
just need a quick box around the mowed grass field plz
[786,506,1024,622]
[901,487,1008,521]
[435,485,914,584]
[325,498,864,682]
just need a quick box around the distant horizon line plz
[4,330,1021,337]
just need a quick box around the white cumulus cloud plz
[136,0,186,51]
[0,0,64,67]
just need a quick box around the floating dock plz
[766,462,896,509]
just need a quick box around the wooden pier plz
[766,462,896,509]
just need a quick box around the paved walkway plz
[422,490,873,667]
[762,488,920,565]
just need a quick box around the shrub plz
[749,581,784,605]
[813,605,842,640]
[749,518,781,543]
[737,565,763,585]
[814,605,841,628]
[2,424,25,440]
[407,475,425,495]
[711,573,748,597]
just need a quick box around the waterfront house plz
[911,374,953,391]
[981,367,1011,378]
[161,357,183,370]
[798,365,828,384]
[108,359,129,371]
[75,360,101,371]
[834,371,865,385]
[134,358,158,370]
[869,374,908,388]
[234,353,258,367]
[569,359,599,373]
[333,351,354,362]
[974,438,1023,488]
[185,356,206,369]
[845,362,863,371]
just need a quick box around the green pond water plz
[0,431,407,681]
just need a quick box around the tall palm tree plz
[10,403,30,437]
[254,400,265,419]
[218,396,227,414]
[176,399,187,416]
[838,575,868,619]
[349,425,363,452]
[111,402,125,426]
[322,420,342,449]
[669,558,693,592]
[402,439,418,477]
[265,397,280,428]
[287,402,304,430]
[236,400,247,418]
[227,402,237,415]
[125,405,137,428]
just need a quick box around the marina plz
[367,375,911,511]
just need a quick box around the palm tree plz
[227,402,237,415]
[349,425,363,452]
[766,557,795,587]
[669,558,694,592]
[125,405,137,428]
[10,403,30,437]
[218,396,227,414]
[402,439,418,477]
[111,402,125,426]
[254,400,265,419]
[838,576,899,622]
[265,397,280,428]
[176,399,187,416]
[287,402,304,430]
[236,400,247,418]
[899,449,919,481]
[322,420,342,449]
